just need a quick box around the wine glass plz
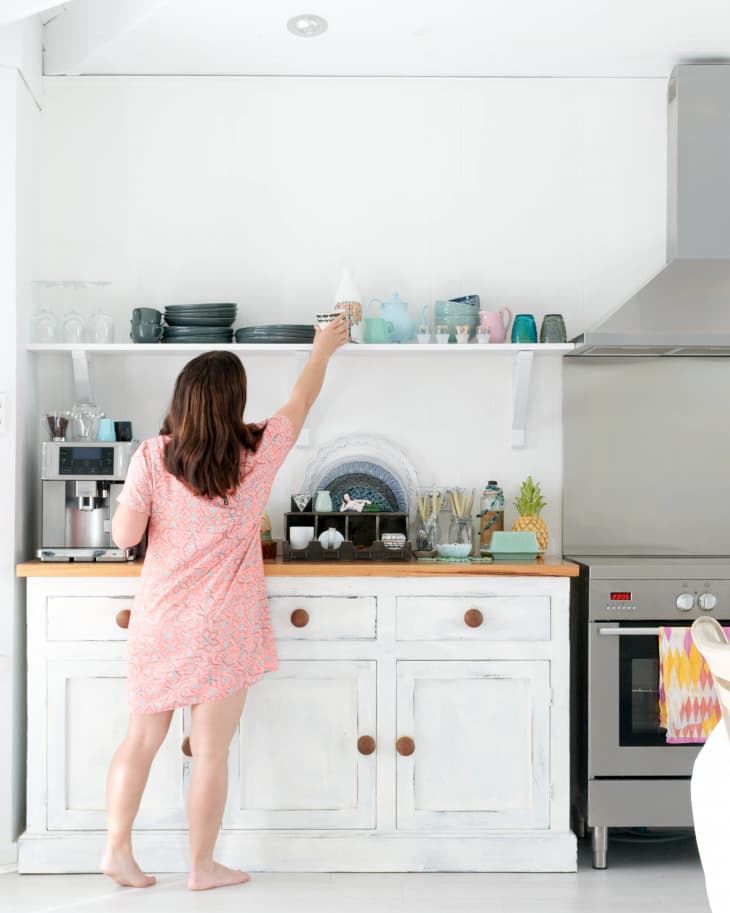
[62,311,85,344]
[31,309,59,343]
[86,310,115,344]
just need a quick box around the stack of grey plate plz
[235,324,315,344]
[163,303,237,344]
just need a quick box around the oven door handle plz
[598,627,663,636]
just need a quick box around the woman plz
[101,314,349,891]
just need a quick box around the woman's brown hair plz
[160,351,265,499]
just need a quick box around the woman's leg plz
[101,709,174,887]
[187,687,248,891]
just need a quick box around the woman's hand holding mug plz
[313,312,349,358]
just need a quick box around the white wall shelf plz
[27,342,574,448]
[27,343,575,354]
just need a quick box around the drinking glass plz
[71,402,103,440]
[44,411,70,441]
[510,314,538,344]
[540,313,567,343]
[448,515,474,551]
[416,511,440,553]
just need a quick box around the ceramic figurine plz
[340,492,372,512]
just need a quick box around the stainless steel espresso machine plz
[38,441,139,562]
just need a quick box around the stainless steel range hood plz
[572,65,730,357]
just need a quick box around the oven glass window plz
[618,630,675,747]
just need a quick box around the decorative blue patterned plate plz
[327,473,397,512]
[319,461,407,513]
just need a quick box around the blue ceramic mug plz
[97,418,116,442]
[511,314,538,344]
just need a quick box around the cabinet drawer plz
[46,596,134,641]
[268,596,376,640]
[396,595,550,641]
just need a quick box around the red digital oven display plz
[610,592,632,601]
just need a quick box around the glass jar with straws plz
[416,487,442,556]
[447,487,476,555]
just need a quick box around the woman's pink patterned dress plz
[117,414,294,714]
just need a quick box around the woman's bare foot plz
[100,849,156,888]
[188,861,250,891]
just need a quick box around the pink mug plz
[478,308,512,343]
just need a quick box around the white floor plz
[0,837,711,913]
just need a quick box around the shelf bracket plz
[71,349,92,403]
[511,350,534,448]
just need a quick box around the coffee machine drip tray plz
[37,548,136,562]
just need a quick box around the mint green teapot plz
[369,292,416,344]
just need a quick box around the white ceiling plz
[9,0,730,77]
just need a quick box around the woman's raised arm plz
[276,313,349,438]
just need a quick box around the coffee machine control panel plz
[41,440,137,481]
[59,446,115,476]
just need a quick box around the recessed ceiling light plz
[286,14,328,38]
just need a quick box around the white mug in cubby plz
[290,527,315,550]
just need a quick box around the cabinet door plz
[47,660,188,830]
[224,660,376,829]
[396,660,550,831]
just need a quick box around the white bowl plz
[382,533,406,549]
[436,543,472,559]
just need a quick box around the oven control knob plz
[698,593,718,612]
[676,593,695,612]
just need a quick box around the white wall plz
[33,76,667,549]
[0,61,39,860]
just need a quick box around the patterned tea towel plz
[659,626,729,744]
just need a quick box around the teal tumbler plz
[511,314,538,344]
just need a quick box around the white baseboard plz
[18,831,578,874]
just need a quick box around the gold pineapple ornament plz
[512,476,549,550]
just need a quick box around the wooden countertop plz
[16,557,579,578]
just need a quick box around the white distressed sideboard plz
[17,561,577,873]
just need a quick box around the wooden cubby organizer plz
[283,511,411,561]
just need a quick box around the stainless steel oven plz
[570,559,730,867]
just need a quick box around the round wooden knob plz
[181,736,192,758]
[464,608,484,628]
[290,608,310,628]
[396,736,415,756]
[115,609,131,629]
[357,735,376,755]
